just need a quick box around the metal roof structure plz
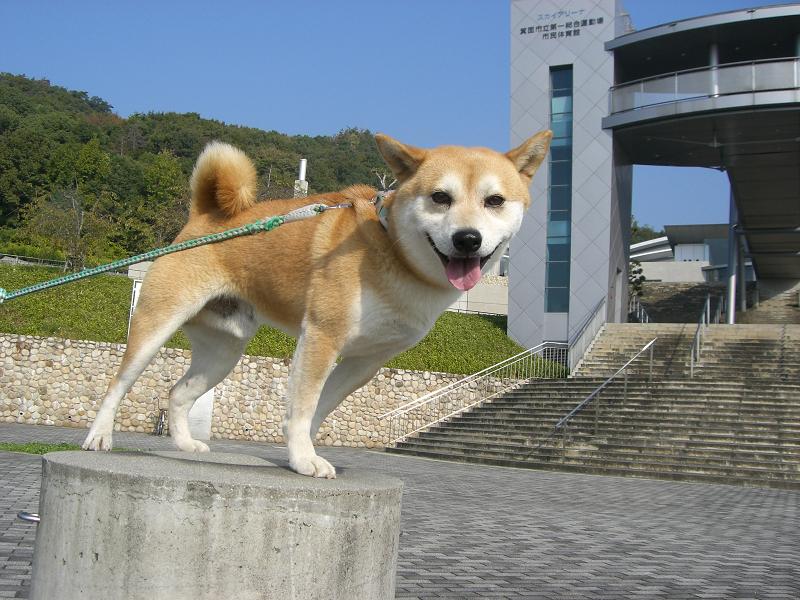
[603,4,800,279]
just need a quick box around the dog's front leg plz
[283,327,340,478]
[310,353,394,440]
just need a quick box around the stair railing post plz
[623,367,628,404]
[594,392,600,435]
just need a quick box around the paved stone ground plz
[1,423,798,599]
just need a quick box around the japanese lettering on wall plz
[519,9,604,40]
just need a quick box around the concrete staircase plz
[737,279,800,325]
[635,282,729,323]
[387,323,800,489]
[572,323,693,378]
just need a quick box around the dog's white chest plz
[341,285,449,357]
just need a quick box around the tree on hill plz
[21,138,122,270]
[631,217,665,245]
[0,73,391,264]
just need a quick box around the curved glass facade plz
[610,58,800,114]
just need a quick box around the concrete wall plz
[448,277,509,315]
[642,261,709,282]
[0,334,462,448]
[509,0,628,346]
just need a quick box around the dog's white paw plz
[290,453,337,479]
[82,429,113,451]
[174,437,210,453]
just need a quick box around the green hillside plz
[0,73,388,265]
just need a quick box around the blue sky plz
[0,0,783,230]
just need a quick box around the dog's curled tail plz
[190,141,257,218]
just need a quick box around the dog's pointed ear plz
[375,134,427,181]
[506,130,553,181]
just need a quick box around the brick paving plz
[1,422,798,599]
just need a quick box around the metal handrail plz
[381,341,568,444]
[381,297,608,446]
[689,293,725,377]
[381,342,559,420]
[533,337,657,450]
[628,294,651,323]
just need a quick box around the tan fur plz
[190,142,257,217]
[84,132,552,478]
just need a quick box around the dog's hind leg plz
[167,318,252,453]
[309,354,392,441]
[83,280,209,451]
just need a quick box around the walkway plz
[1,423,798,599]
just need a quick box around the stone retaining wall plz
[0,334,461,448]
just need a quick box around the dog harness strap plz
[283,203,328,223]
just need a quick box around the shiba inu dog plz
[83,131,552,478]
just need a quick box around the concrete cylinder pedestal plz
[29,451,402,600]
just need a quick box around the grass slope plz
[0,264,523,374]
[0,442,81,454]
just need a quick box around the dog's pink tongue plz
[446,257,482,291]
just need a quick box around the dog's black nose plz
[452,229,482,253]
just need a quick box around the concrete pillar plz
[726,190,738,324]
[30,451,402,600]
[795,34,800,88]
[710,42,720,96]
[737,237,747,313]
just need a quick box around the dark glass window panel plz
[550,121,572,139]
[550,161,572,185]
[546,261,571,287]
[550,145,572,161]
[546,287,570,313]
[551,112,572,123]
[549,208,570,221]
[547,243,571,261]
[549,185,571,210]
[551,67,573,90]
[550,136,572,150]
[552,86,572,98]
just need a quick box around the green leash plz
[0,201,338,304]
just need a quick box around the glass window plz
[550,121,572,139]
[551,67,573,90]
[551,96,573,114]
[546,262,570,287]
[547,243,570,262]
[550,146,571,162]
[546,65,573,314]
[547,219,570,239]
[550,161,571,185]
[546,287,570,313]
[550,186,571,210]
[550,136,572,148]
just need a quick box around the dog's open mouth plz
[427,235,496,292]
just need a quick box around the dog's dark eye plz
[485,195,505,207]
[431,191,452,205]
